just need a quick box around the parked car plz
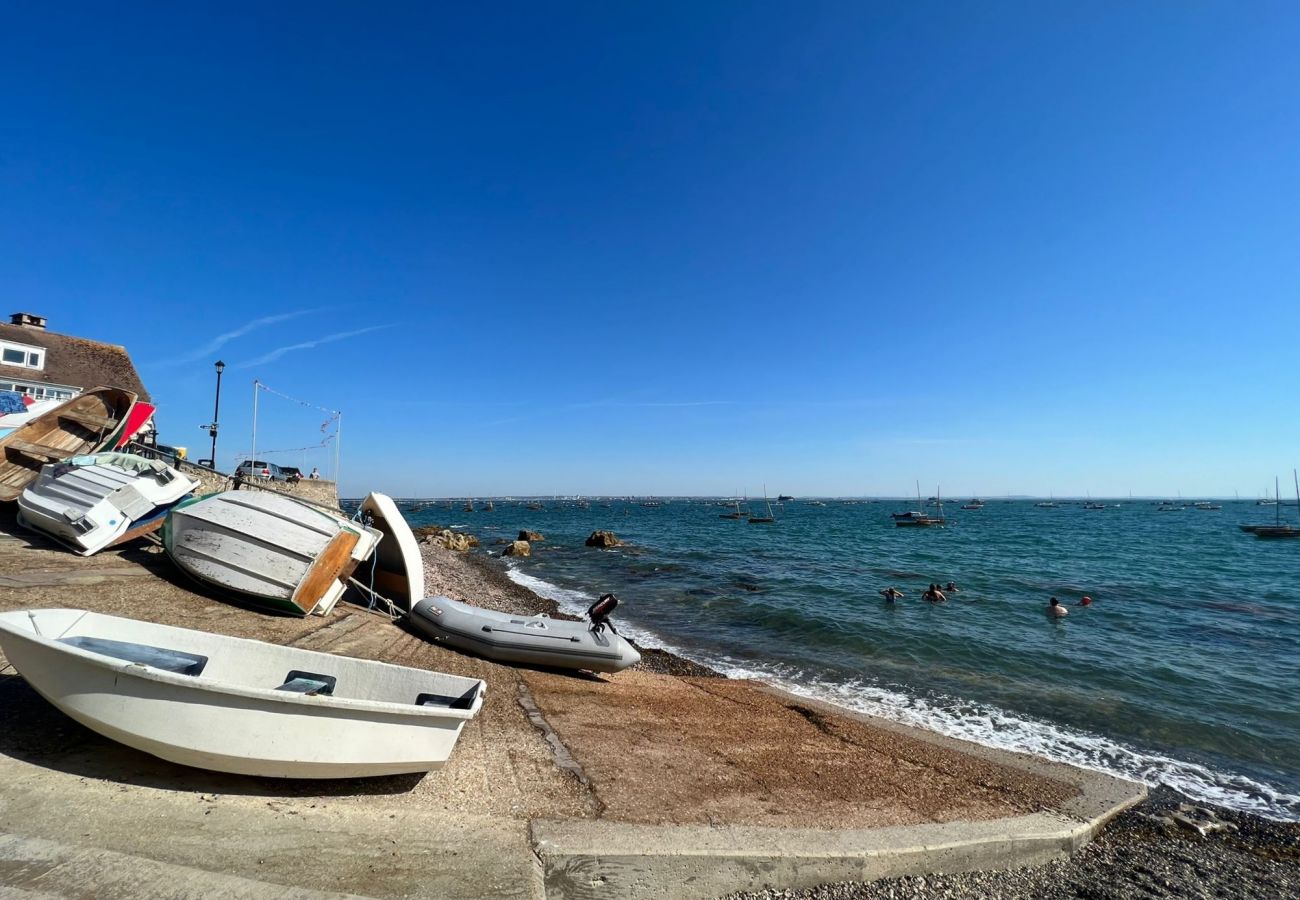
[279,466,304,484]
[234,460,288,482]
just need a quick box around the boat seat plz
[58,410,116,430]
[416,687,479,710]
[59,636,208,676]
[275,670,336,695]
[4,438,66,458]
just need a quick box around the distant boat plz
[0,607,485,778]
[163,491,380,617]
[1253,473,1300,540]
[777,494,794,502]
[1192,501,1222,511]
[0,387,137,502]
[17,452,199,555]
[896,482,945,527]
[959,498,985,510]
[748,486,776,524]
[463,500,475,512]
[719,497,745,520]
[1034,494,1057,508]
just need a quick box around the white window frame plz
[0,340,44,371]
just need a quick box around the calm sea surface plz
[397,498,1300,820]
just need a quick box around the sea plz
[399,498,1300,822]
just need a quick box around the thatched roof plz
[0,322,151,402]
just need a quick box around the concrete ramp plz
[0,832,366,899]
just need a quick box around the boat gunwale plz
[0,610,486,721]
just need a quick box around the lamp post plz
[208,360,225,469]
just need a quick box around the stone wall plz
[173,458,340,512]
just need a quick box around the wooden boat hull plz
[0,388,136,502]
[163,491,380,616]
[17,453,199,555]
[360,492,424,611]
[0,608,485,778]
[409,596,641,673]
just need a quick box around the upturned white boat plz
[0,608,486,778]
[17,453,200,555]
[359,492,424,611]
[163,491,381,617]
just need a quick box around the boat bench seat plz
[4,438,67,458]
[416,687,479,710]
[58,410,117,430]
[59,636,209,676]
[275,670,336,695]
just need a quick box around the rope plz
[254,380,341,417]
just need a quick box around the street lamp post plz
[209,360,225,469]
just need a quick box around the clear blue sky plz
[3,2,1298,497]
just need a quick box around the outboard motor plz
[587,593,620,634]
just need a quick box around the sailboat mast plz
[1277,476,1281,527]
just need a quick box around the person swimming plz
[1079,595,1093,607]
[945,581,960,593]
[922,583,948,602]
[879,587,904,602]
[1048,597,1069,617]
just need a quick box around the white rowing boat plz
[359,491,424,610]
[0,608,486,778]
[17,452,200,555]
[163,490,380,616]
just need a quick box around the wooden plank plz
[58,410,117,430]
[291,528,360,615]
[3,438,69,458]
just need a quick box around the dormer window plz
[0,340,44,370]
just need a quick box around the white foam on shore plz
[503,565,1300,822]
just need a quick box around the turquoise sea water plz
[399,498,1300,821]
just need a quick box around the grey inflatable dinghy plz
[408,595,641,673]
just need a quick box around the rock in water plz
[585,530,621,548]
[503,540,531,557]
[518,530,544,542]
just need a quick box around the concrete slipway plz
[0,506,1145,899]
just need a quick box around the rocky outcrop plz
[518,530,544,542]
[585,530,621,549]
[503,540,531,557]
[417,528,479,552]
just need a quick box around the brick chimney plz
[9,313,47,330]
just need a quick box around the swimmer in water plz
[1079,595,1093,607]
[922,583,948,602]
[1048,597,1069,617]
[879,587,904,602]
[945,581,960,593]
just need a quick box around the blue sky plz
[3,2,1299,497]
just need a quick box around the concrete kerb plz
[529,683,1147,900]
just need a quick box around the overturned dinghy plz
[0,608,486,778]
[163,490,381,617]
[359,491,424,611]
[409,595,641,673]
[17,453,200,555]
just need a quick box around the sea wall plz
[172,457,340,511]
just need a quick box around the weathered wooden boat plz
[409,595,641,673]
[163,491,381,616]
[359,491,424,611]
[17,453,199,555]
[0,387,136,502]
[0,608,486,778]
